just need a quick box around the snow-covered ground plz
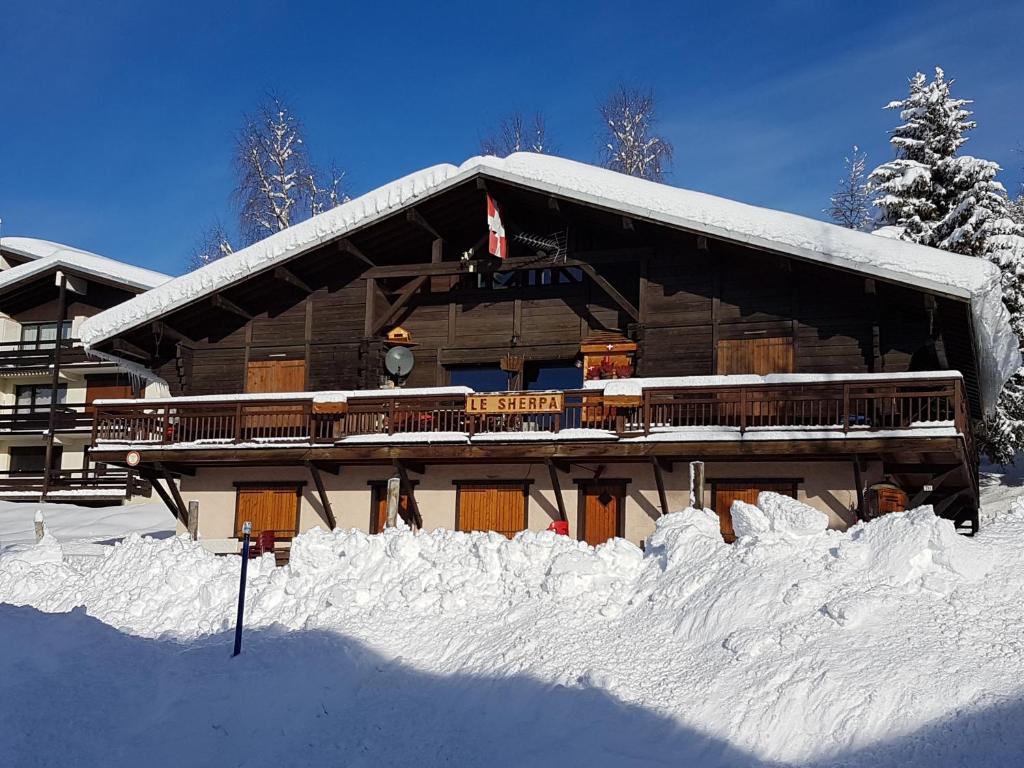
[0,499,173,550]
[2,484,1024,767]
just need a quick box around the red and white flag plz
[487,193,507,259]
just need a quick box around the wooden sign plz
[466,392,564,414]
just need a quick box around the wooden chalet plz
[0,238,169,503]
[79,154,1018,552]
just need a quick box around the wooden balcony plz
[0,467,151,501]
[91,376,971,450]
[0,339,90,370]
[0,405,93,433]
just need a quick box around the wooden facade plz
[82,169,991,543]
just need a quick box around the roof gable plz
[76,153,1019,410]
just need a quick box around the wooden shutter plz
[371,486,411,533]
[716,337,794,375]
[235,486,301,538]
[457,483,526,539]
[86,375,134,409]
[712,481,797,542]
[245,359,307,394]
[579,481,625,545]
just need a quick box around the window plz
[15,384,68,410]
[233,483,303,539]
[448,364,511,392]
[524,361,583,391]
[20,321,71,350]
[9,446,62,474]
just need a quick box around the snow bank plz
[0,500,173,550]
[78,153,1018,411]
[3,495,1023,766]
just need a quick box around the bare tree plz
[599,86,673,181]
[187,221,234,271]
[826,146,874,230]
[306,162,348,216]
[480,112,550,157]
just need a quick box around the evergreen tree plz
[826,146,874,230]
[871,68,1024,464]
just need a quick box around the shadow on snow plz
[0,605,1020,768]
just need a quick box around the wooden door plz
[245,359,307,393]
[716,337,794,375]
[371,485,411,533]
[579,481,625,546]
[457,483,526,539]
[712,481,797,543]
[85,375,134,412]
[235,485,301,538]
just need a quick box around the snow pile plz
[2,497,1023,766]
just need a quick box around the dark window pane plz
[448,365,510,392]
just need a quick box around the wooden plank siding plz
[126,183,971,412]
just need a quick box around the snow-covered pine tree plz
[599,86,673,182]
[826,146,874,230]
[871,68,1024,463]
[869,68,975,243]
[480,112,550,158]
[187,222,234,272]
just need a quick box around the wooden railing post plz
[388,398,396,436]
[161,406,171,444]
[842,384,850,433]
[739,388,747,433]
[643,393,651,436]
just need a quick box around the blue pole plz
[232,521,252,657]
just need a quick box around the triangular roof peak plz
[77,153,1018,409]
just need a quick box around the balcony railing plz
[91,376,970,449]
[0,405,92,432]
[0,339,90,369]
[0,467,151,499]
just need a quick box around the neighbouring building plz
[0,238,169,504]
[77,154,1019,553]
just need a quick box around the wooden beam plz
[576,262,640,322]
[392,460,423,529]
[152,463,188,524]
[273,266,312,293]
[651,457,670,517]
[371,276,427,336]
[852,456,864,520]
[211,293,253,321]
[111,338,151,362]
[401,460,426,475]
[431,238,443,264]
[934,487,973,516]
[546,459,568,522]
[338,238,375,267]
[143,471,186,524]
[152,321,191,345]
[908,466,962,508]
[306,461,337,529]
[407,208,444,241]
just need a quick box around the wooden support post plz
[371,276,428,335]
[187,500,200,540]
[651,457,670,517]
[576,262,640,322]
[546,460,568,522]
[273,265,313,293]
[42,273,68,499]
[306,461,337,529]
[852,456,865,520]
[690,460,705,509]
[393,460,423,529]
[364,278,377,337]
[145,471,186,525]
[339,238,375,267]
[155,462,189,525]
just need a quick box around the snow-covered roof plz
[0,237,170,293]
[76,153,1019,410]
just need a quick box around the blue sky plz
[1,0,1021,276]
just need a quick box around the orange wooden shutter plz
[245,359,307,394]
[457,484,525,539]
[716,337,794,375]
[713,482,797,543]
[235,487,300,538]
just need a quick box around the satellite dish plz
[384,346,415,378]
